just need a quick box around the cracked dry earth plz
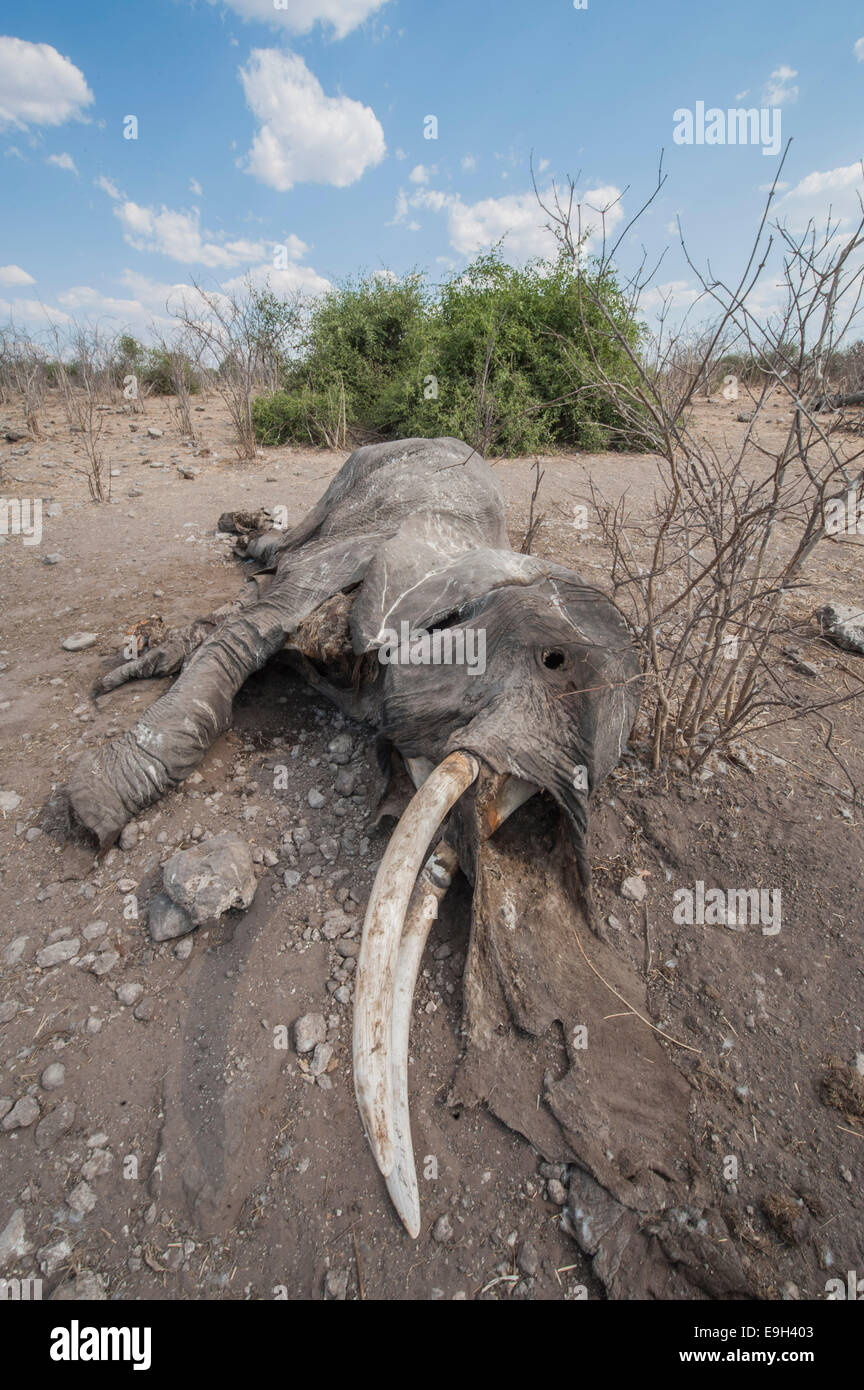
[1,393,863,1301]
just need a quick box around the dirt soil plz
[1,392,863,1302]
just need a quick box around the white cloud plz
[47,152,78,174]
[0,296,73,327]
[762,65,798,106]
[460,154,477,172]
[0,264,35,286]
[222,260,332,297]
[854,37,864,61]
[411,183,624,260]
[239,48,386,191]
[639,280,702,314]
[189,177,203,196]
[112,198,273,268]
[95,174,122,200]
[408,163,434,184]
[0,37,93,129]
[208,0,389,38]
[778,162,864,230]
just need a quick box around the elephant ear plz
[348,511,546,654]
[452,803,754,1300]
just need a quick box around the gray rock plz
[309,1042,334,1077]
[82,920,108,941]
[115,983,143,1006]
[282,869,301,889]
[53,1270,107,1300]
[35,938,80,968]
[334,769,356,796]
[40,1063,66,1091]
[147,892,194,942]
[620,874,647,903]
[517,1241,540,1277]
[0,1209,31,1267]
[66,1180,97,1216]
[327,733,353,765]
[816,603,864,655]
[0,1000,20,1024]
[35,1099,76,1150]
[146,426,163,438]
[89,950,119,976]
[61,633,97,652]
[432,1214,453,1243]
[295,1013,326,1053]
[119,823,138,850]
[0,790,21,814]
[325,1268,349,1300]
[163,832,257,925]
[4,936,29,966]
[307,788,325,809]
[546,1179,567,1205]
[2,1095,40,1131]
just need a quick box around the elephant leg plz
[69,597,288,846]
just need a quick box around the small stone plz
[3,935,28,965]
[39,1237,72,1277]
[0,790,21,814]
[81,1148,112,1180]
[432,1214,453,1243]
[35,1099,76,1150]
[295,1013,326,1054]
[2,1095,40,1131]
[309,1042,334,1076]
[115,982,143,1006]
[282,869,301,889]
[517,1241,539,1277]
[327,733,353,765]
[325,1268,349,1300]
[40,1063,66,1091]
[133,997,155,1022]
[83,920,108,941]
[307,788,325,809]
[620,875,647,903]
[119,823,138,851]
[36,938,79,968]
[146,426,163,438]
[61,633,97,652]
[147,892,194,943]
[89,950,119,976]
[85,1017,102,1035]
[66,1180,97,1216]
[0,1209,31,1266]
[0,1000,19,1024]
[546,1179,567,1205]
[43,553,62,565]
[334,769,355,796]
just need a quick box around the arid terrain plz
[1,390,863,1301]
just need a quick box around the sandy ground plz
[0,390,863,1301]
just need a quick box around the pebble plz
[0,791,22,814]
[148,892,194,942]
[115,983,143,1006]
[43,553,62,565]
[83,920,108,941]
[0,1000,20,1024]
[61,633,97,652]
[35,1099,76,1150]
[620,875,647,903]
[0,1208,31,1264]
[119,823,138,850]
[40,1063,66,1090]
[307,789,325,809]
[36,938,79,968]
[546,1179,567,1205]
[2,1095,40,1131]
[517,1241,539,1277]
[309,1042,334,1077]
[66,1181,97,1216]
[295,1013,326,1053]
[89,950,119,976]
[432,1214,453,1243]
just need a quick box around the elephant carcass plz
[66,437,749,1297]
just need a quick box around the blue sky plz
[1,0,862,340]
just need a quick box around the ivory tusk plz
[385,841,459,1238]
[353,750,479,1177]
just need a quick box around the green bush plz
[254,251,648,455]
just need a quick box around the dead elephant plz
[67,436,750,1298]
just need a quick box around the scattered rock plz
[325,1268,349,1300]
[517,1241,539,1277]
[619,875,647,903]
[2,1095,40,1131]
[147,892,194,942]
[66,1181,97,1217]
[432,1214,453,1243]
[115,982,143,1006]
[36,937,80,968]
[34,1099,76,1151]
[0,1209,31,1267]
[307,788,325,809]
[61,633,97,652]
[815,603,864,656]
[0,790,22,814]
[295,1013,326,1054]
[546,1179,567,1205]
[0,1001,20,1024]
[163,832,257,925]
[40,1063,66,1091]
[119,823,138,851]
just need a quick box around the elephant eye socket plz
[542,648,565,670]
